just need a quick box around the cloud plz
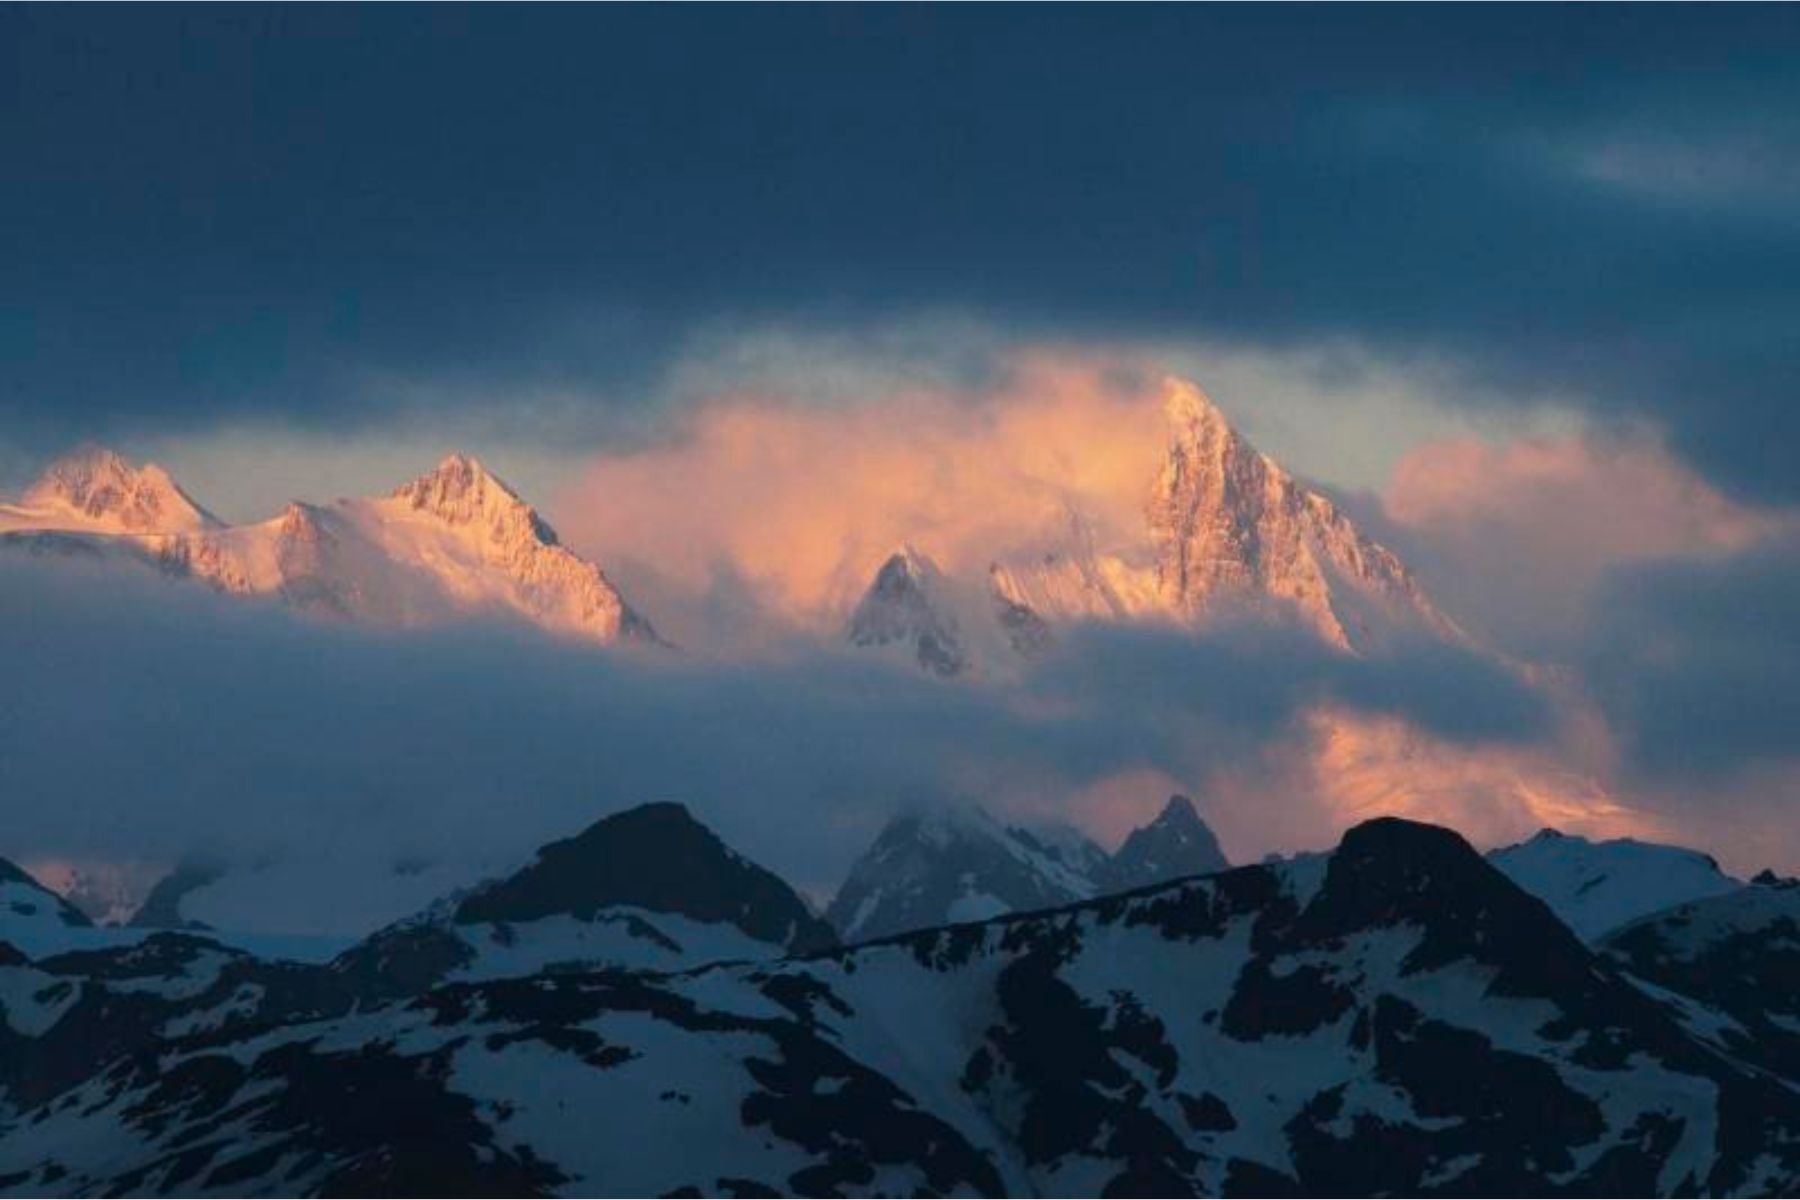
[553,353,1174,646]
[551,342,1589,654]
[1582,533,1800,779]
[5,8,1799,506]
[1377,433,1780,657]
[0,550,1563,933]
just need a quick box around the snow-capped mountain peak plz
[1488,827,1741,941]
[1146,376,1456,650]
[1,449,661,646]
[824,803,1108,941]
[8,446,220,535]
[1158,376,1237,466]
[390,453,557,545]
[332,802,835,996]
[850,375,1462,677]
[845,545,968,676]
[825,796,1236,943]
[1098,792,1230,891]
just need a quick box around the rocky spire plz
[1100,794,1230,891]
[845,546,968,676]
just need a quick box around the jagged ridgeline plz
[843,379,1463,676]
[4,804,1800,1196]
[0,447,658,645]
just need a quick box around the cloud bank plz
[0,550,1562,934]
[554,354,1173,648]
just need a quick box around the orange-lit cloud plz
[1381,433,1778,655]
[543,350,1797,875]
[553,352,1171,646]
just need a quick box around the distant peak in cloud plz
[0,448,660,647]
[1160,375,1232,441]
[846,546,968,677]
[558,358,1460,661]
[392,451,568,551]
[14,446,221,536]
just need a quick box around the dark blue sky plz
[4,7,1798,498]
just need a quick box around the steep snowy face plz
[1602,875,1800,1080]
[0,858,92,952]
[333,802,836,998]
[11,817,1800,1197]
[1488,828,1741,941]
[0,449,660,646]
[1145,379,1453,650]
[844,546,968,676]
[1098,793,1230,892]
[1,447,220,536]
[330,454,661,643]
[824,805,1105,942]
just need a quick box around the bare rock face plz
[1146,379,1457,650]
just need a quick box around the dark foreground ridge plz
[2,815,1798,1196]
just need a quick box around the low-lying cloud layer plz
[11,343,1800,934]
[0,549,1565,934]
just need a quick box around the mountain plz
[1141,380,1460,650]
[846,378,1461,676]
[0,932,354,1117]
[5,817,1798,1196]
[824,805,1106,942]
[1097,794,1230,892]
[0,449,659,646]
[0,446,220,536]
[825,797,1231,942]
[1488,828,1741,941]
[1601,872,1800,1081]
[333,803,836,998]
[844,546,969,676]
[0,857,91,952]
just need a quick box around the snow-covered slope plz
[0,932,356,1116]
[5,818,1797,1197]
[0,449,659,645]
[825,797,1232,942]
[1488,828,1741,941]
[0,858,91,954]
[1602,873,1800,1081]
[332,803,836,999]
